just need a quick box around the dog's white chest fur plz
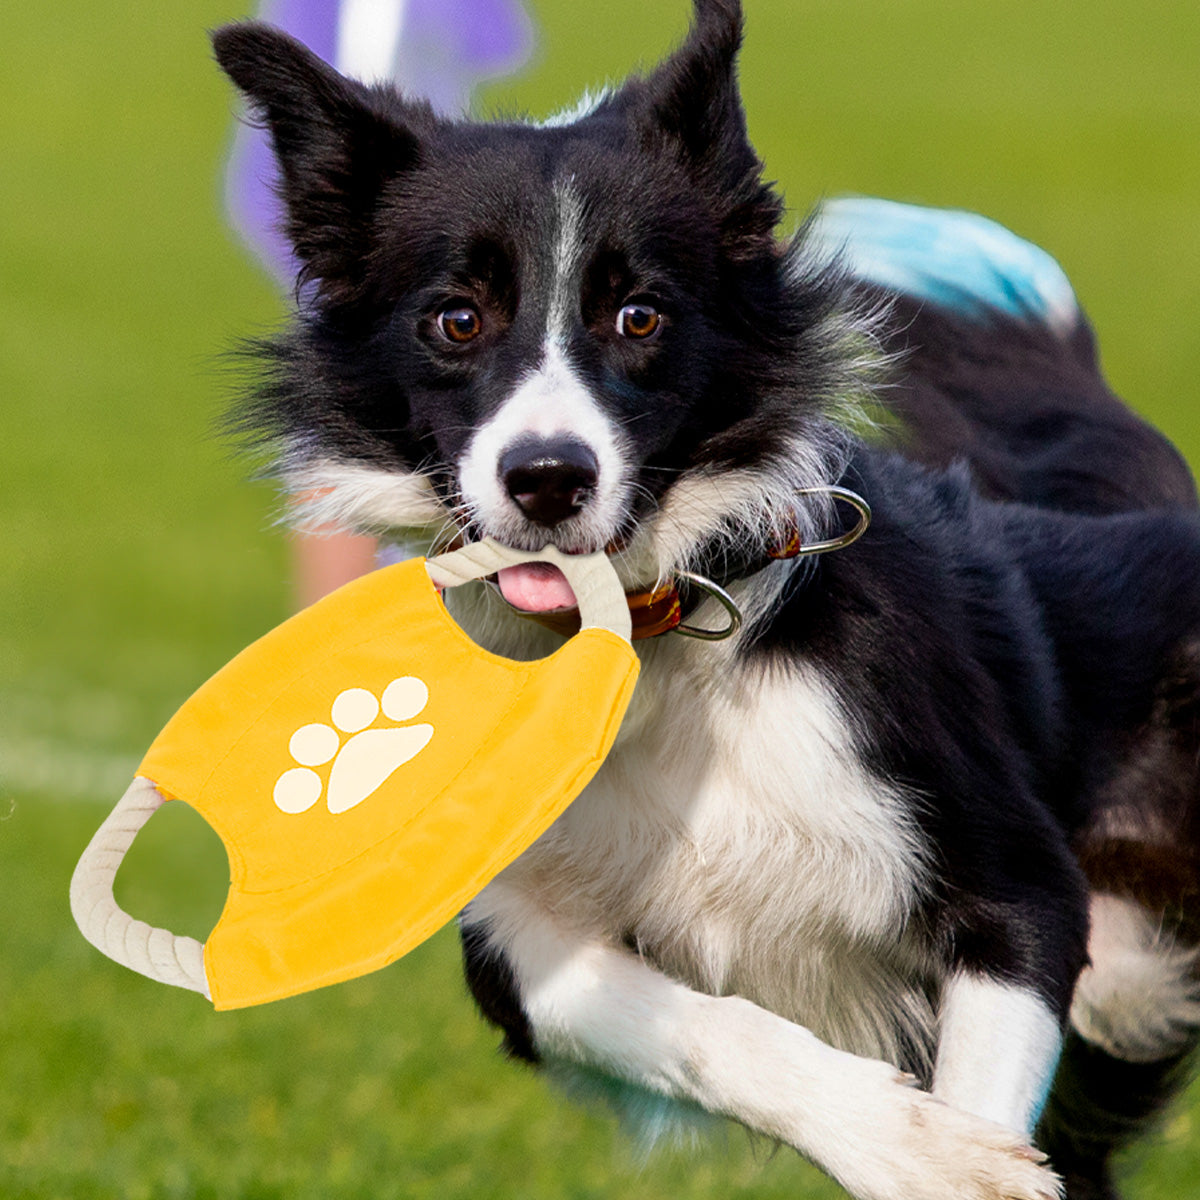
[484,622,939,1070]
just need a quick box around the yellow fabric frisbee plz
[70,541,638,1009]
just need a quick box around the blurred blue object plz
[813,196,1079,334]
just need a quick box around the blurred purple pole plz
[223,0,534,286]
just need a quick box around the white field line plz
[0,732,139,803]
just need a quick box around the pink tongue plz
[496,563,579,613]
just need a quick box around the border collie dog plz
[213,3,1200,1197]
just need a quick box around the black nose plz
[500,436,599,527]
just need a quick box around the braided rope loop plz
[69,777,209,997]
[425,539,631,641]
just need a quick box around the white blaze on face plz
[458,183,630,550]
[458,341,628,544]
[546,182,587,343]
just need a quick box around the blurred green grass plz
[2,1,1199,1196]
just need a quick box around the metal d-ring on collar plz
[670,486,872,641]
[791,485,873,558]
[673,572,745,641]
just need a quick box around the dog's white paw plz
[825,1065,1062,1200]
[897,1088,1060,1200]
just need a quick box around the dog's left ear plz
[213,22,432,301]
[622,0,781,255]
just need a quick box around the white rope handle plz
[425,539,632,642]
[69,777,210,997]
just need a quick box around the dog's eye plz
[617,303,661,341]
[437,306,482,344]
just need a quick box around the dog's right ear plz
[615,1,781,258]
[212,23,428,300]
[632,0,750,185]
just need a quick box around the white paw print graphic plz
[273,677,434,816]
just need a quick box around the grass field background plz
[3,1,1200,1196]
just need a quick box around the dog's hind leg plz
[1041,644,1200,1198]
[1039,894,1200,1200]
[1037,1024,1198,1200]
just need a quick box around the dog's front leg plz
[467,888,1061,1200]
[933,972,1063,1137]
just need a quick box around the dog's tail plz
[810,196,1197,515]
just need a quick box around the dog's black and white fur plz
[213,4,1200,1197]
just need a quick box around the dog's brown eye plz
[437,305,482,344]
[617,303,661,341]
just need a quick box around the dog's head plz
[215,0,872,602]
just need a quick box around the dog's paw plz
[865,1077,1061,1200]
[823,1065,1061,1200]
[902,1091,1060,1200]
